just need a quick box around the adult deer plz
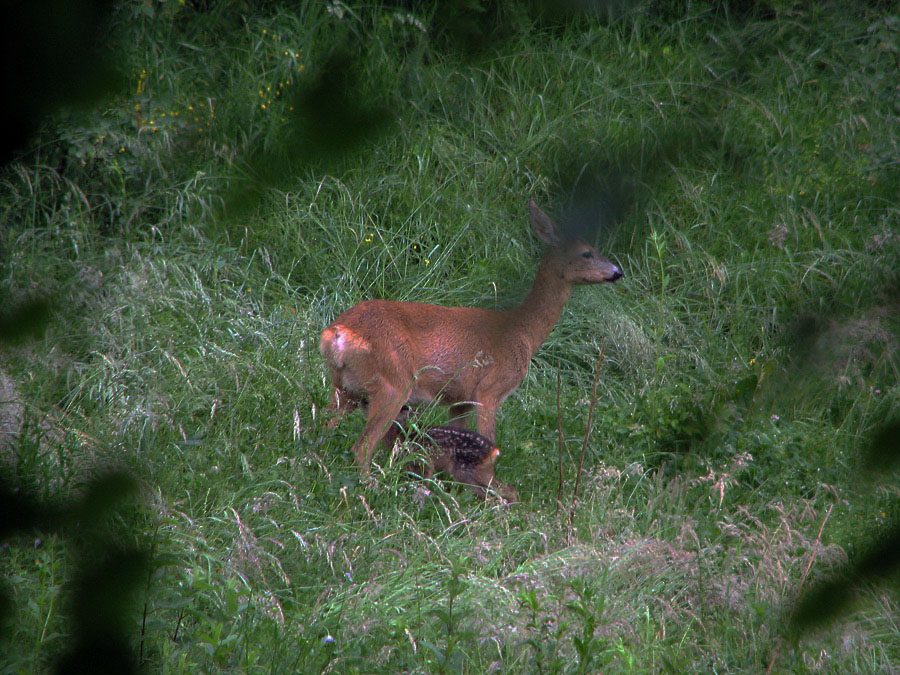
[320,199,622,471]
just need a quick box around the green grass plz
[2,1,900,671]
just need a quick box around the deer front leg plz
[473,404,498,444]
[448,402,475,430]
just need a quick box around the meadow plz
[2,1,900,671]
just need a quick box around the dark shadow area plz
[415,0,795,47]
[0,471,148,673]
[767,278,900,422]
[790,417,900,634]
[0,0,121,164]
[224,48,397,217]
[864,419,900,474]
[0,296,53,344]
[543,115,746,250]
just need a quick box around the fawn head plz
[529,199,623,285]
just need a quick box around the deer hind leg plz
[324,381,361,430]
[351,379,408,470]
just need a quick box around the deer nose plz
[608,267,623,282]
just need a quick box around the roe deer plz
[320,199,622,471]
[412,426,518,502]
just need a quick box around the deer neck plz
[506,261,573,355]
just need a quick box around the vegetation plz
[2,0,899,671]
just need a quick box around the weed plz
[519,588,569,674]
[420,558,476,674]
[566,576,609,673]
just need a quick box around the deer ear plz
[528,199,560,245]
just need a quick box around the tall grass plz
[2,1,899,671]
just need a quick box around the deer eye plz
[581,250,593,259]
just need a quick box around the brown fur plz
[320,200,622,471]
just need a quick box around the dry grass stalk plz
[571,343,605,517]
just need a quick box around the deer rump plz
[321,301,526,412]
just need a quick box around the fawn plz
[320,199,622,471]
[410,426,518,502]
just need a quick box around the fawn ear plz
[528,199,560,245]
